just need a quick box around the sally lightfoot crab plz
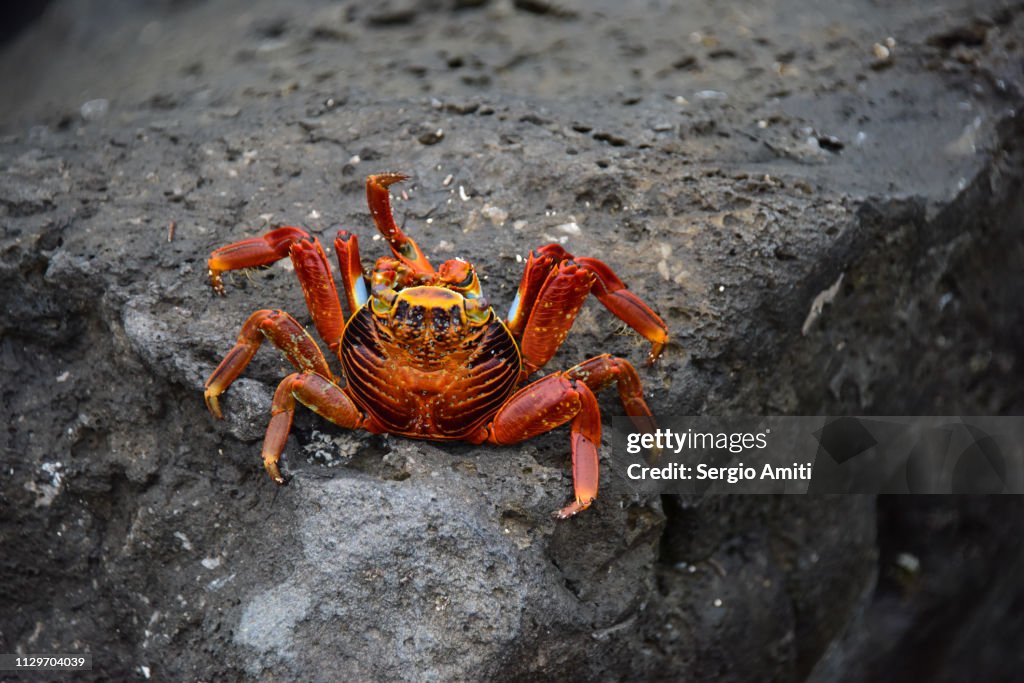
[204,173,668,518]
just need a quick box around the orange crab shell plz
[340,286,522,440]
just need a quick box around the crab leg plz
[518,260,597,375]
[289,238,345,353]
[566,354,657,435]
[366,173,434,274]
[204,309,333,419]
[486,373,602,518]
[506,244,572,338]
[334,230,370,318]
[207,226,310,294]
[263,372,368,483]
[574,257,668,364]
[508,244,669,370]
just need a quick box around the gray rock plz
[1,0,1022,681]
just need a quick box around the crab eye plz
[439,259,476,290]
[397,241,417,260]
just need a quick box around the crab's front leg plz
[514,259,597,376]
[484,372,602,519]
[207,226,310,295]
[208,225,349,354]
[575,256,669,364]
[508,245,669,370]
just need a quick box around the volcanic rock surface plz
[2,0,1023,680]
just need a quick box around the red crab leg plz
[566,354,657,435]
[207,226,310,295]
[289,238,345,353]
[263,372,368,483]
[506,244,571,338]
[334,230,370,318]
[575,257,668,364]
[366,173,434,274]
[509,244,669,370]
[204,309,333,419]
[518,260,597,375]
[486,373,602,519]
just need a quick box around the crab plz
[203,173,668,518]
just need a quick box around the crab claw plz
[366,173,434,274]
[371,172,410,188]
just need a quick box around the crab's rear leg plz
[485,372,602,519]
[567,354,657,434]
[207,226,310,295]
[263,372,369,483]
[204,309,333,419]
[366,173,434,274]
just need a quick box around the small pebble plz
[896,552,920,574]
[418,128,444,145]
[694,90,727,100]
[481,205,508,226]
[870,42,894,69]
[80,98,109,121]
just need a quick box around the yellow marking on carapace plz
[395,286,465,306]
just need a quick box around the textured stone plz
[1,1,1022,681]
